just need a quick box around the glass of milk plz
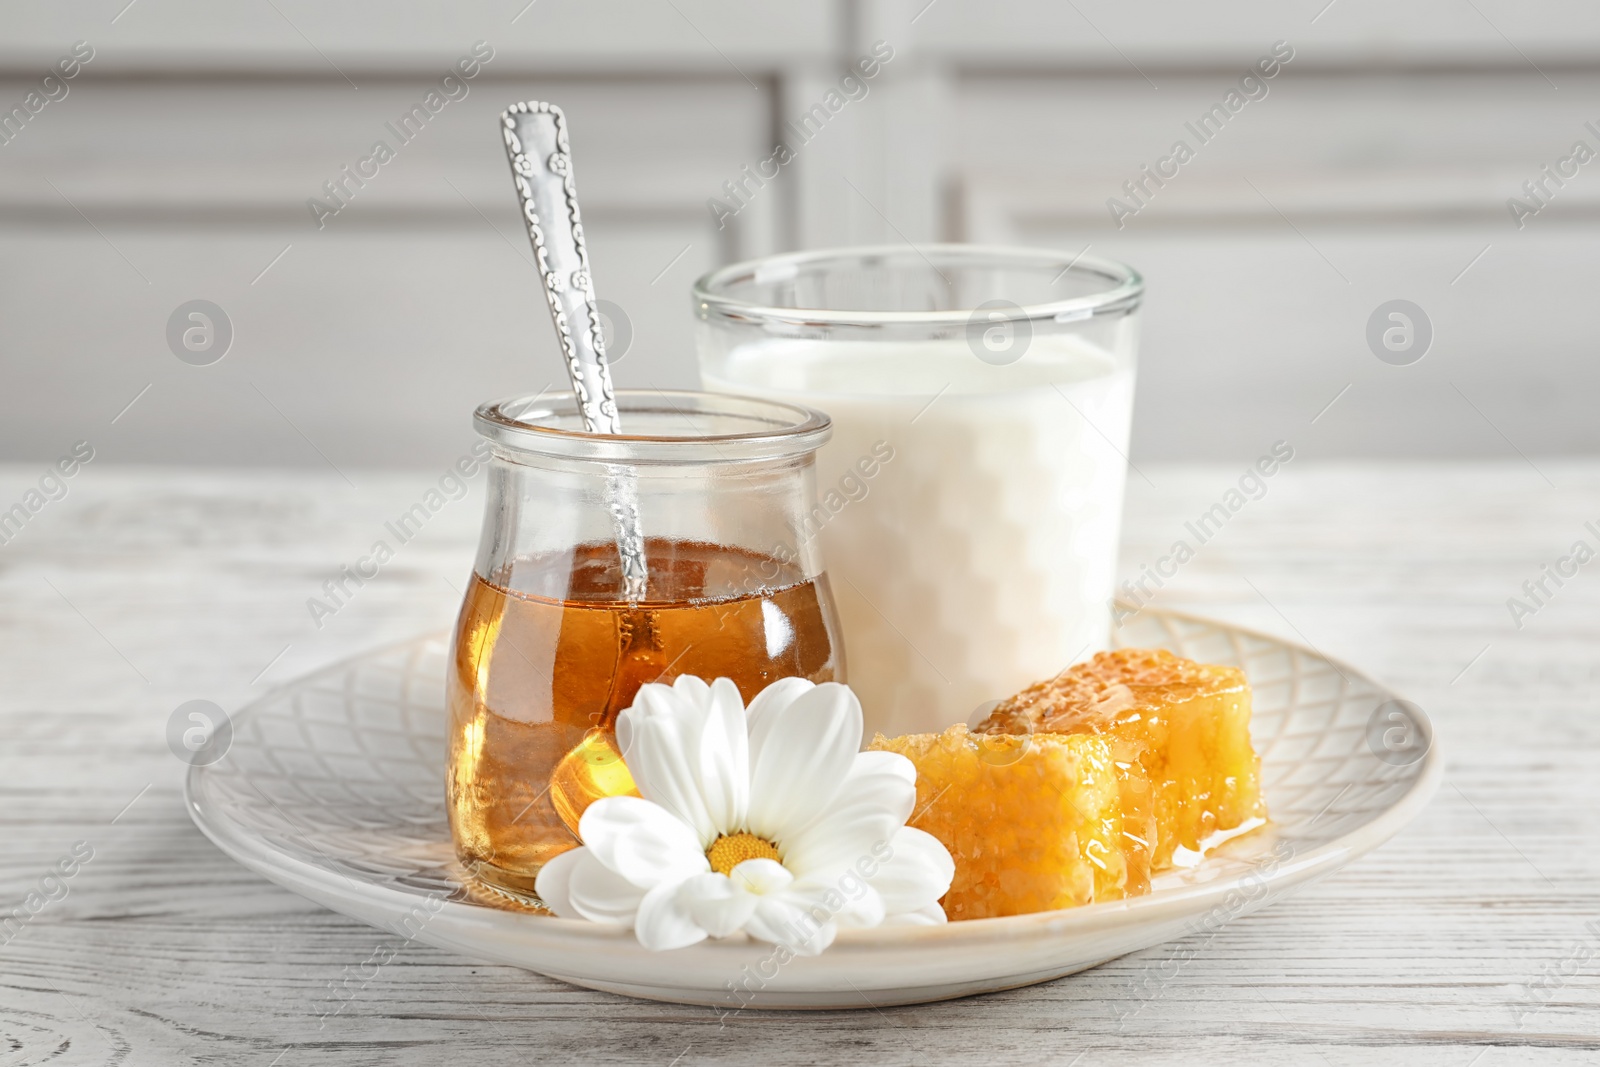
[693,245,1143,739]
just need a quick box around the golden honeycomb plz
[870,724,1147,920]
[977,648,1265,871]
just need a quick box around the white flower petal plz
[745,896,835,956]
[829,884,887,929]
[854,748,916,787]
[882,902,948,926]
[869,827,955,915]
[745,676,815,745]
[780,751,916,878]
[615,686,718,842]
[532,846,585,919]
[747,682,863,842]
[634,878,709,951]
[578,796,710,888]
[787,862,886,929]
[567,850,649,925]
[672,674,712,704]
[697,678,750,832]
[730,857,793,896]
[614,706,633,759]
[679,872,760,938]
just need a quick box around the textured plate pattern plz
[186,608,1440,1009]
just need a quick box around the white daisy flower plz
[535,676,955,954]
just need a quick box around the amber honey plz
[447,538,841,901]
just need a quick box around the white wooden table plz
[2,461,1596,1065]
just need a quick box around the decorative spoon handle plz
[500,101,619,434]
[500,101,648,601]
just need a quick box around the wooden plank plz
[0,0,837,71]
[946,70,1600,460]
[0,75,772,216]
[910,0,1600,65]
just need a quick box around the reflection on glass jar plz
[447,390,843,905]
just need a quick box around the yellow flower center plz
[705,832,781,876]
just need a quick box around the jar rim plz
[693,243,1144,329]
[474,388,832,464]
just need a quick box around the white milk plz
[705,335,1134,738]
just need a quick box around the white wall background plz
[2,0,1597,466]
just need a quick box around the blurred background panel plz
[2,0,1597,465]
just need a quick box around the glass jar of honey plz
[447,389,843,904]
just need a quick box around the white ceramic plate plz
[186,608,1440,1009]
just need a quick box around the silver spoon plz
[500,101,649,601]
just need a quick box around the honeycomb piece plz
[978,648,1264,871]
[870,724,1147,920]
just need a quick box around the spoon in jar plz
[499,101,648,601]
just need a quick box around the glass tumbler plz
[694,245,1143,739]
[448,389,843,903]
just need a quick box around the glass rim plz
[474,388,832,465]
[693,243,1144,328]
